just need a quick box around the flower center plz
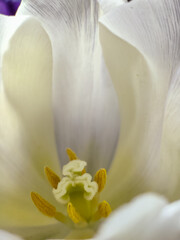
[31,148,111,227]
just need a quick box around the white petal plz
[98,0,127,14]
[4,223,69,240]
[0,230,22,240]
[145,200,180,240]
[96,197,180,240]
[99,0,180,205]
[95,193,168,240]
[160,71,180,199]
[17,0,120,173]
[0,15,59,226]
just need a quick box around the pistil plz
[31,148,112,227]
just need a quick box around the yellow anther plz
[31,192,56,217]
[98,201,111,218]
[31,151,111,225]
[67,202,84,224]
[94,168,107,192]
[44,166,61,189]
[66,148,78,161]
[81,168,86,175]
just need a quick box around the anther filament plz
[31,148,111,226]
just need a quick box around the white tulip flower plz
[1,0,180,239]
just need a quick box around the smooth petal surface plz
[5,223,70,240]
[17,0,120,173]
[98,0,127,14]
[145,200,180,240]
[0,230,22,240]
[99,0,180,206]
[95,193,180,240]
[160,68,180,200]
[0,15,59,226]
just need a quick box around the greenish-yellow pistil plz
[31,148,111,227]
[53,160,98,204]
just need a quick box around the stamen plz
[31,149,111,226]
[66,148,78,161]
[91,200,111,221]
[67,202,84,224]
[81,168,86,175]
[54,211,68,224]
[44,166,61,189]
[98,201,111,218]
[94,168,107,192]
[31,192,68,223]
[31,192,56,217]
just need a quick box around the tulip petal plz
[98,0,127,13]
[96,194,180,240]
[0,230,22,240]
[17,0,120,173]
[99,0,180,206]
[160,72,180,200]
[3,223,70,240]
[145,200,180,240]
[0,15,60,226]
[95,193,168,240]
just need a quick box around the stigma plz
[31,148,111,226]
